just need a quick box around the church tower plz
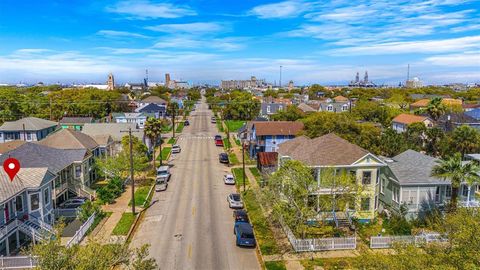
[107,73,115,90]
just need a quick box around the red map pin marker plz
[3,158,20,182]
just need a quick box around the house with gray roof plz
[260,103,286,119]
[82,123,146,153]
[0,167,56,255]
[59,116,94,131]
[377,150,469,219]
[112,112,154,129]
[0,117,58,143]
[318,100,351,113]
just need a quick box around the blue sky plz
[0,0,479,85]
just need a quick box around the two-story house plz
[278,133,387,223]
[112,113,154,129]
[82,123,146,154]
[260,103,286,119]
[0,167,55,255]
[391,113,433,133]
[38,129,100,187]
[249,121,304,158]
[0,117,58,143]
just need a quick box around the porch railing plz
[66,212,96,247]
[0,256,37,269]
[0,220,20,240]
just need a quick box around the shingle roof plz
[82,123,144,142]
[141,96,167,104]
[388,150,446,185]
[39,129,98,150]
[258,152,278,166]
[0,143,86,174]
[392,113,430,124]
[278,133,370,166]
[0,141,26,154]
[136,103,166,113]
[0,167,55,203]
[91,134,113,146]
[297,103,316,113]
[253,121,304,136]
[333,96,349,102]
[59,117,93,124]
[0,117,58,131]
[465,108,480,120]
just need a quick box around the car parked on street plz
[156,165,171,182]
[171,144,181,154]
[214,135,222,141]
[227,193,244,209]
[155,177,168,191]
[219,153,229,164]
[184,120,189,126]
[234,223,256,247]
[233,210,249,223]
[215,139,224,147]
[60,197,87,209]
[211,117,216,123]
[223,174,235,185]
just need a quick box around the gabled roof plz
[333,96,349,102]
[59,117,94,124]
[410,98,462,108]
[91,134,113,146]
[141,96,167,104]
[0,143,86,174]
[258,152,278,166]
[82,123,144,142]
[39,129,98,150]
[0,117,58,131]
[253,121,304,136]
[297,103,316,113]
[388,150,446,185]
[136,103,166,113]
[0,140,26,154]
[0,167,55,203]
[112,112,152,119]
[392,113,430,125]
[278,133,370,166]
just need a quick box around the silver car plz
[171,144,181,154]
[223,174,235,185]
[227,193,244,209]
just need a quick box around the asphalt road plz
[130,97,260,270]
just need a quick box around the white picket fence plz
[0,256,37,269]
[66,212,96,247]
[370,233,447,249]
[279,218,356,252]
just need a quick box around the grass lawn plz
[223,138,231,150]
[161,125,172,133]
[128,186,151,206]
[249,167,263,186]
[167,137,176,144]
[216,121,224,132]
[242,189,279,255]
[232,168,248,189]
[265,261,287,270]
[235,138,241,146]
[225,120,246,132]
[228,152,239,165]
[112,212,137,236]
[176,122,185,133]
[301,257,357,270]
[157,147,171,161]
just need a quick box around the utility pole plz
[242,142,246,193]
[159,134,163,166]
[121,127,140,215]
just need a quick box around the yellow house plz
[278,133,386,223]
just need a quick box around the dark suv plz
[219,153,229,164]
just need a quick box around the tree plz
[379,129,409,157]
[447,125,480,158]
[420,97,446,121]
[307,84,326,100]
[431,153,480,209]
[144,117,164,169]
[222,91,261,120]
[270,106,305,121]
[404,122,427,151]
[168,102,179,138]
[424,127,444,156]
[263,89,279,98]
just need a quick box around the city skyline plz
[0,0,479,85]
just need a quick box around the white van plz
[156,165,171,182]
[155,178,168,191]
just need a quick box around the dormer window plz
[327,105,333,111]
[342,105,348,111]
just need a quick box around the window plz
[266,106,271,113]
[374,195,378,210]
[361,198,370,211]
[279,106,283,111]
[376,171,380,184]
[393,186,399,202]
[327,105,333,111]
[446,186,452,197]
[75,165,82,178]
[462,185,469,197]
[30,193,40,211]
[362,171,372,185]
[15,196,23,213]
[44,189,50,205]
[342,105,348,111]
[26,132,32,141]
[380,178,386,194]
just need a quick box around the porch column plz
[5,237,9,255]
[466,185,472,207]
[316,168,321,212]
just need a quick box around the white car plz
[227,193,244,209]
[171,144,181,154]
[155,178,168,192]
[223,174,235,185]
[156,166,171,182]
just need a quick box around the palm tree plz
[168,102,179,139]
[144,117,164,170]
[425,97,446,121]
[432,153,480,209]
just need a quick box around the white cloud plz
[106,0,196,19]
[329,36,480,55]
[423,52,480,66]
[96,30,149,38]
[145,22,226,34]
[152,36,245,51]
[249,1,312,19]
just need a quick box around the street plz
[130,97,260,270]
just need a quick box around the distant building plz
[59,117,94,131]
[164,73,191,89]
[107,73,115,90]
[392,114,433,133]
[287,80,294,90]
[406,77,423,88]
[260,103,286,119]
[349,71,376,87]
[221,76,266,89]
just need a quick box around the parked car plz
[155,177,168,191]
[171,144,181,154]
[211,117,216,123]
[224,174,235,185]
[156,165,171,182]
[227,193,244,209]
[60,197,87,208]
[233,210,249,223]
[214,135,222,141]
[234,223,256,247]
[184,120,190,126]
[219,153,229,164]
[215,139,224,147]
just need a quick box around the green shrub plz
[78,201,102,222]
[97,177,124,204]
